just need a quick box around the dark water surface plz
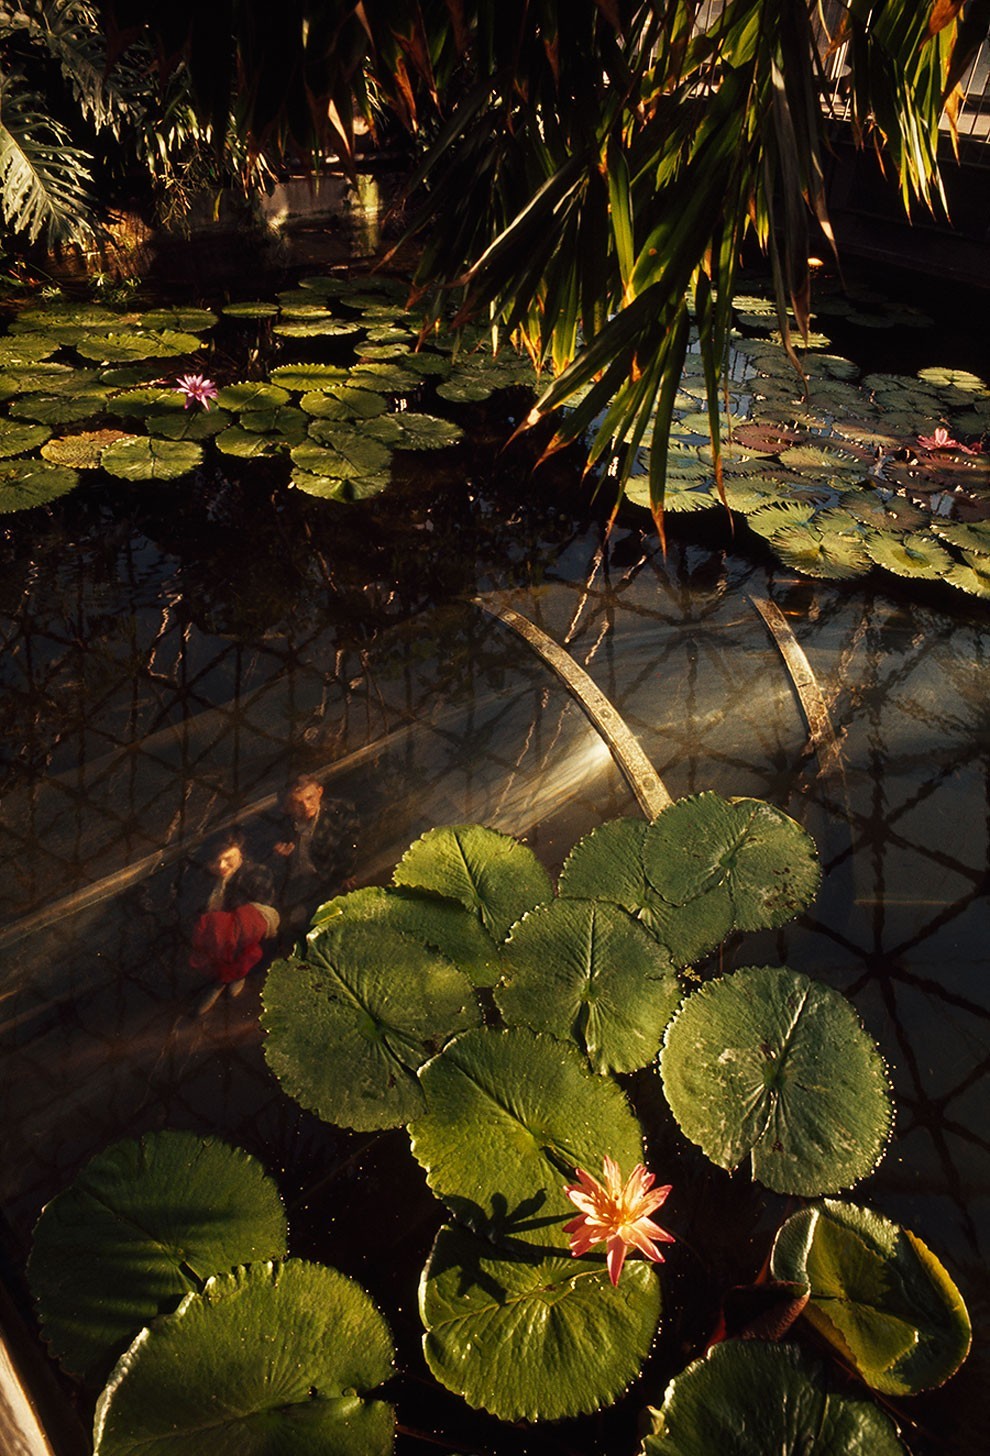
[0,257,987,1455]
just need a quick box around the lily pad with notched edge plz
[220,301,279,318]
[215,382,290,412]
[310,885,502,987]
[660,964,893,1195]
[101,436,203,481]
[300,387,388,420]
[364,412,464,450]
[410,1026,645,1245]
[421,1222,661,1421]
[261,922,480,1131]
[290,469,392,500]
[0,419,51,456]
[92,1260,395,1456]
[496,899,682,1073]
[639,1339,906,1454]
[270,363,349,392]
[0,458,79,511]
[864,533,953,579]
[393,825,552,943]
[292,432,392,478]
[770,1200,971,1395]
[42,429,135,468]
[28,1131,287,1384]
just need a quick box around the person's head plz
[285,775,323,823]
[205,829,246,880]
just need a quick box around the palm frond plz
[1,0,137,135]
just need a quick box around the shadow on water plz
[0,296,988,1452]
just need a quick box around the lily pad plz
[101,437,203,482]
[0,419,51,457]
[421,1222,661,1421]
[864,533,953,579]
[393,825,552,943]
[777,442,867,486]
[310,885,501,987]
[918,366,986,393]
[10,389,107,424]
[150,409,229,441]
[28,1131,287,1384]
[660,964,893,1195]
[496,899,682,1073]
[92,1260,395,1456]
[640,1339,906,1454]
[238,405,308,440]
[215,382,291,411]
[274,317,362,339]
[290,469,392,500]
[932,519,990,555]
[770,521,872,578]
[409,1026,645,1244]
[138,308,217,333]
[746,500,817,538]
[292,432,392,478]
[41,429,135,468]
[770,1200,971,1395]
[364,412,464,450]
[0,458,79,512]
[74,329,204,362]
[215,426,280,458]
[300,387,388,420]
[261,922,480,1131]
[220,301,279,319]
[270,363,349,392]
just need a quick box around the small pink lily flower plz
[564,1155,675,1286]
[917,426,977,454]
[174,373,219,411]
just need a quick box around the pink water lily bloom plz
[917,426,977,454]
[564,1156,675,1286]
[174,373,219,410]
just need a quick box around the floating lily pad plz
[349,362,418,394]
[0,458,79,511]
[215,382,290,411]
[92,1260,395,1456]
[311,885,502,986]
[290,469,392,500]
[422,1222,661,1421]
[918,366,987,393]
[770,1200,971,1395]
[777,442,867,486]
[300,387,388,420]
[105,387,185,419]
[0,419,51,457]
[770,521,872,578]
[292,432,392,478]
[101,436,203,481]
[640,1339,906,1454]
[364,412,464,450]
[270,363,350,392]
[947,559,990,598]
[393,825,552,943]
[931,519,990,555]
[410,1026,645,1244]
[297,275,349,296]
[28,1131,287,1384]
[138,308,217,333]
[660,964,893,1195]
[220,301,279,319]
[746,501,817,538]
[41,429,135,468]
[0,333,59,364]
[497,900,682,1073]
[216,426,281,459]
[262,922,479,1131]
[274,317,362,339]
[10,389,107,424]
[150,408,229,441]
[864,532,953,579]
[74,329,204,362]
[238,404,308,440]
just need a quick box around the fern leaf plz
[0,70,97,244]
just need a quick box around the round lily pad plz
[138,308,217,333]
[310,885,502,986]
[409,1026,645,1245]
[28,1131,287,1384]
[10,389,107,424]
[261,922,480,1131]
[421,1222,661,1421]
[393,825,552,943]
[238,404,308,440]
[660,964,893,1195]
[75,329,204,362]
[300,387,388,420]
[364,412,464,450]
[0,419,51,457]
[101,436,203,481]
[220,301,279,319]
[496,899,682,1073]
[0,458,79,511]
[770,1200,971,1395]
[92,1260,395,1456]
[292,432,391,478]
[918,366,986,393]
[274,318,362,339]
[270,363,350,392]
[290,469,392,500]
[41,429,135,468]
[216,426,280,458]
[215,382,290,411]
[864,533,953,579]
[770,521,872,578]
[931,519,990,555]
[640,1339,906,1454]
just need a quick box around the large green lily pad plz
[496,899,682,1072]
[28,1131,287,1384]
[93,1260,395,1456]
[410,1026,645,1245]
[640,1339,906,1454]
[422,1222,661,1421]
[393,825,552,943]
[261,922,480,1131]
[310,885,502,986]
[660,965,893,1195]
[101,436,203,481]
[0,458,79,512]
[770,1200,971,1395]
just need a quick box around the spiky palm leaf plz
[0,70,97,244]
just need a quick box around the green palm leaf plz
[0,69,96,243]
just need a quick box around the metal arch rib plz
[471,596,672,819]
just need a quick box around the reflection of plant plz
[564,1157,675,1286]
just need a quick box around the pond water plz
[0,251,987,1456]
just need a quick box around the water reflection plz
[0,495,987,1453]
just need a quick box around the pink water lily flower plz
[174,373,219,410]
[917,426,977,454]
[564,1155,675,1286]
